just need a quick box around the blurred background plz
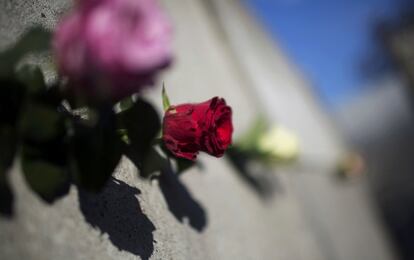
[243,0,414,259]
[1,0,414,259]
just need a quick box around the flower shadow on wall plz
[225,118,300,200]
[226,148,281,200]
[78,177,155,260]
[0,0,229,229]
[158,166,207,232]
[0,0,174,216]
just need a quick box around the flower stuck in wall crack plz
[53,0,173,102]
[0,0,238,217]
[162,93,233,160]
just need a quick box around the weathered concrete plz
[0,0,397,259]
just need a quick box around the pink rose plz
[53,0,173,101]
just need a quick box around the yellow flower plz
[257,126,300,161]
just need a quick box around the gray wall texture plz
[0,0,398,259]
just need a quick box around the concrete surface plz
[337,76,414,260]
[0,0,397,259]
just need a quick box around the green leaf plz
[20,102,63,143]
[0,27,51,78]
[118,96,135,112]
[70,107,122,191]
[117,99,162,178]
[118,98,161,158]
[15,64,46,94]
[0,79,26,126]
[162,83,171,112]
[21,146,70,204]
[20,98,71,202]
[21,156,69,203]
[0,79,26,215]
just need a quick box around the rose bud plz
[162,97,233,160]
[53,0,173,101]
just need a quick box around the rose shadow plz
[158,166,207,232]
[78,177,155,260]
[226,148,282,200]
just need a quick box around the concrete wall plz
[0,0,397,259]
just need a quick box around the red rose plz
[162,97,233,160]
